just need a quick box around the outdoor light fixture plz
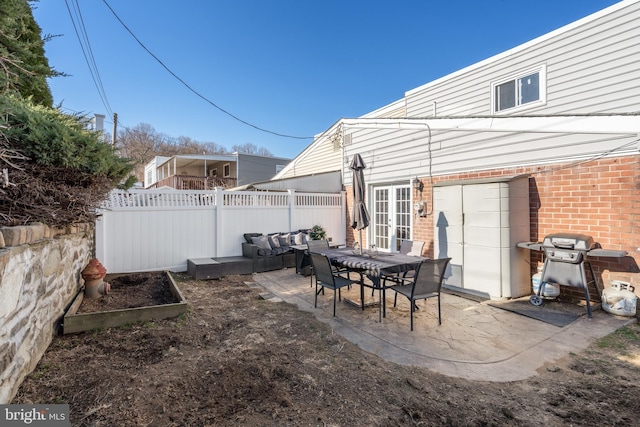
[413,177,424,192]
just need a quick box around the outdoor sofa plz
[242,229,311,273]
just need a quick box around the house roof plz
[155,154,238,169]
[153,153,292,170]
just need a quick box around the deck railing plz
[148,175,237,190]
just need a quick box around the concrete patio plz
[252,268,636,382]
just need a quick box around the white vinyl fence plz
[95,188,346,273]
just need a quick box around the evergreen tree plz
[0,1,134,226]
[0,0,54,106]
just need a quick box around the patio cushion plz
[251,235,272,251]
[268,234,281,249]
[272,247,289,255]
[293,232,308,245]
[255,246,289,256]
[244,233,263,244]
[278,233,291,247]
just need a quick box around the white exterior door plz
[371,185,412,252]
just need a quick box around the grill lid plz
[542,233,595,251]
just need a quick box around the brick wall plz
[346,155,639,301]
[410,155,639,301]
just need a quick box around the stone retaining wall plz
[0,223,93,403]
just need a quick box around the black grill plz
[542,233,595,263]
[518,233,627,318]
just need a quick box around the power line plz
[100,0,313,141]
[63,0,113,117]
[72,0,112,115]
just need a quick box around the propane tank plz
[602,282,637,317]
[532,266,560,299]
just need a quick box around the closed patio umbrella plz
[350,153,370,255]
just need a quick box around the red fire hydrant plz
[81,258,110,299]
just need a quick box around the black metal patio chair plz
[310,252,361,317]
[307,239,350,287]
[387,257,451,331]
[376,240,426,296]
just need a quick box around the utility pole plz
[112,113,118,145]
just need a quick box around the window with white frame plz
[492,65,546,113]
[223,163,231,177]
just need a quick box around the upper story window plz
[492,65,546,113]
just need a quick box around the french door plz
[371,185,412,252]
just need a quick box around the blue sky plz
[33,0,621,159]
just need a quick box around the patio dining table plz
[320,248,426,322]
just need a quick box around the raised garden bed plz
[62,271,188,334]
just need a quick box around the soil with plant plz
[13,272,640,426]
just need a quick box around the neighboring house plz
[274,0,640,300]
[144,153,291,190]
[232,171,343,192]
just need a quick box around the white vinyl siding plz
[342,126,636,186]
[405,1,640,117]
[276,134,342,180]
[362,99,407,119]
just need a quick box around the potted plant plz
[309,224,327,240]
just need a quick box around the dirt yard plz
[13,272,640,426]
